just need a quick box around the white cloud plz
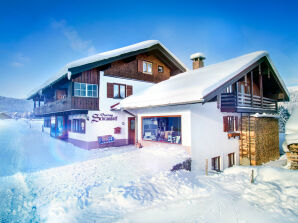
[52,20,96,56]
[11,53,30,67]
[11,62,24,67]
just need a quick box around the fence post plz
[250,169,254,183]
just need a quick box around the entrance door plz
[128,117,135,145]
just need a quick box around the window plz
[142,116,181,144]
[143,61,153,74]
[74,82,98,98]
[72,119,86,133]
[228,153,235,167]
[158,65,164,73]
[107,83,133,99]
[44,118,51,128]
[212,156,220,171]
[113,84,126,99]
[223,116,239,132]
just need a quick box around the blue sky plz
[0,0,297,98]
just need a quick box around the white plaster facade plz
[128,102,239,172]
[44,71,154,148]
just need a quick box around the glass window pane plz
[93,85,97,90]
[93,90,98,97]
[148,63,152,73]
[87,84,93,91]
[143,61,147,72]
[81,83,86,90]
[142,117,181,144]
[74,90,80,97]
[87,91,92,97]
[113,84,119,98]
[74,82,80,90]
[120,85,125,98]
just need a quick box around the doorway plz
[128,117,135,145]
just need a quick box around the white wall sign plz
[91,113,118,123]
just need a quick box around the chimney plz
[190,52,206,70]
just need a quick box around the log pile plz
[286,144,298,170]
[240,116,279,165]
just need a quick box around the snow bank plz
[1,119,297,222]
[283,108,298,150]
[120,51,289,109]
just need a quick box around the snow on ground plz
[0,119,297,223]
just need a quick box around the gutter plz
[121,98,205,110]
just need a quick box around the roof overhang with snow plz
[120,51,290,110]
[27,40,187,100]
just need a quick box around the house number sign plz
[91,113,118,123]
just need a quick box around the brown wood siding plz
[103,53,172,83]
[72,68,99,84]
[71,97,99,110]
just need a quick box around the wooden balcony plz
[34,97,99,116]
[221,92,277,113]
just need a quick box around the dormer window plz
[143,61,152,74]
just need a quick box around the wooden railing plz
[34,97,99,116]
[221,92,277,111]
[34,97,72,116]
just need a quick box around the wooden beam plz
[259,65,263,108]
[250,71,254,107]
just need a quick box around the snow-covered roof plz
[120,51,289,109]
[27,40,187,99]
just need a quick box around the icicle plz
[67,71,72,80]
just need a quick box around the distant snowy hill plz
[279,86,298,113]
[0,96,33,113]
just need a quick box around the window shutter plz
[223,116,229,132]
[127,85,133,97]
[235,116,239,131]
[107,83,114,98]
[138,60,143,73]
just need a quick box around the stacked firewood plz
[287,144,298,170]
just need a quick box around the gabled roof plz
[120,51,290,109]
[27,40,187,99]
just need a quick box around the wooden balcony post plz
[250,71,253,107]
[259,65,263,108]
[34,100,36,109]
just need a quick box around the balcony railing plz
[34,97,99,116]
[34,97,72,116]
[221,92,277,112]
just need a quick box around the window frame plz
[71,119,86,134]
[212,156,221,172]
[228,153,235,167]
[113,83,126,99]
[223,116,239,132]
[141,115,182,144]
[73,82,98,98]
[142,61,153,74]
